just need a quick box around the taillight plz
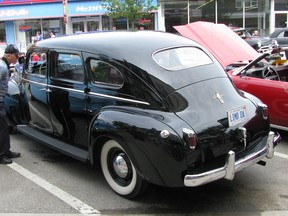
[257,103,268,120]
[183,128,197,149]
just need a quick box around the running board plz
[17,125,89,162]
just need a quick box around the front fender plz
[89,107,188,187]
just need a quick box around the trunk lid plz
[164,76,269,156]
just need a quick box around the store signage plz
[75,5,104,13]
[0,0,61,5]
[0,8,29,17]
[19,25,32,31]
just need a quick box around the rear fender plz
[89,107,188,187]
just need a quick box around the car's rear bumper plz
[184,131,281,187]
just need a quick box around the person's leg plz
[0,116,12,164]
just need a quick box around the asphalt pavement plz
[0,130,288,216]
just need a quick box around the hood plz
[174,21,261,68]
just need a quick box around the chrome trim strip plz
[24,79,47,87]
[22,78,150,106]
[184,131,275,187]
[270,124,288,131]
[88,91,150,105]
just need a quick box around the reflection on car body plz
[5,31,280,199]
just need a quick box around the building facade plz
[159,0,288,36]
[0,0,287,51]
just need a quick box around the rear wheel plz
[100,140,148,199]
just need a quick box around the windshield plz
[153,47,213,70]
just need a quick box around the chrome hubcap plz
[113,154,128,178]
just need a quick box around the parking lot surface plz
[0,130,287,216]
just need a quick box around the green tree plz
[101,0,158,30]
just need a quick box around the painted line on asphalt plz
[7,162,101,216]
[275,151,288,159]
[1,212,288,216]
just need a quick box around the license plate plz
[227,105,247,126]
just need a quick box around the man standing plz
[36,31,43,41]
[0,44,21,164]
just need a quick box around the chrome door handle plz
[39,88,52,92]
[83,108,93,114]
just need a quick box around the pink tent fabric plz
[174,21,260,68]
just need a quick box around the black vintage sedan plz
[5,31,280,199]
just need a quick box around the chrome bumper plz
[184,131,280,187]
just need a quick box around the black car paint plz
[270,27,288,48]
[5,31,276,197]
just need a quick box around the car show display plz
[5,31,280,198]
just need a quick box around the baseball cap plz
[4,44,20,55]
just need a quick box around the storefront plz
[1,0,288,52]
[158,0,288,37]
[0,0,157,51]
[274,0,288,28]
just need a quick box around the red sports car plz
[175,21,288,131]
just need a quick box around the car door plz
[82,53,136,121]
[84,53,127,118]
[48,50,89,147]
[25,49,53,133]
[231,75,288,128]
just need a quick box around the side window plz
[89,59,124,86]
[53,53,84,82]
[28,51,47,76]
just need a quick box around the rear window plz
[153,47,213,70]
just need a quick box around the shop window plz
[102,16,110,30]
[0,22,5,42]
[72,22,85,33]
[236,0,258,9]
[87,21,99,32]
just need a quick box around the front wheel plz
[100,140,148,199]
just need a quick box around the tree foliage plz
[101,0,158,29]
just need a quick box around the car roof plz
[31,31,201,73]
[30,31,221,95]
[32,31,199,55]
[270,28,288,38]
